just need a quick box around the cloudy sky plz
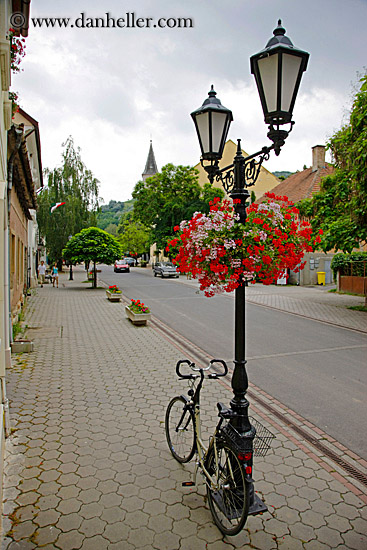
[11,0,367,204]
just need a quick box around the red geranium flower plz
[167,194,315,297]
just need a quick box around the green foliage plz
[117,220,150,258]
[298,73,367,252]
[97,199,134,232]
[105,223,118,236]
[330,251,367,277]
[37,137,100,264]
[12,321,22,340]
[63,226,121,264]
[12,307,25,340]
[101,200,125,213]
[132,164,224,249]
[63,227,121,287]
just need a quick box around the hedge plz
[331,252,367,277]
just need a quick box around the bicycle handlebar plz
[209,359,228,377]
[175,359,197,380]
[176,358,228,380]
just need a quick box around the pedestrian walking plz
[52,263,59,288]
[37,260,46,287]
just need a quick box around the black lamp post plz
[191,21,308,516]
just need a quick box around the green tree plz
[105,223,118,236]
[63,227,121,288]
[37,137,100,266]
[298,74,367,252]
[132,164,224,249]
[118,220,150,259]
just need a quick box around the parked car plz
[123,257,136,267]
[153,262,179,278]
[114,260,130,273]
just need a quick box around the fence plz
[338,260,367,304]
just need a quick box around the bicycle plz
[165,358,274,536]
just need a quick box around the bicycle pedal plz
[182,481,195,487]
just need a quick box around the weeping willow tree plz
[37,137,100,266]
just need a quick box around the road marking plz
[247,344,367,361]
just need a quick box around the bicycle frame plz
[183,376,225,491]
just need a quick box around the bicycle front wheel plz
[165,396,196,463]
[206,443,249,536]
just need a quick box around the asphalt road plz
[101,265,367,459]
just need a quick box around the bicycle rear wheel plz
[206,443,249,536]
[165,396,196,463]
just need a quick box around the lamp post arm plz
[241,143,275,164]
[202,140,276,196]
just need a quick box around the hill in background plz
[97,199,134,235]
[273,171,294,181]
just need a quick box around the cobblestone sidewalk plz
[2,269,367,549]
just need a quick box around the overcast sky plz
[12,0,367,204]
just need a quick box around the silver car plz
[153,262,179,278]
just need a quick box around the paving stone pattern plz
[2,269,367,549]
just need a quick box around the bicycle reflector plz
[238,452,252,462]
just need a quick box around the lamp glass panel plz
[195,112,210,154]
[257,54,278,113]
[211,111,228,154]
[281,53,302,112]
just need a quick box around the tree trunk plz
[93,261,97,289]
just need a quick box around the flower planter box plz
[125,306,151,326]
[11,340,34,353]
[106,290,122,302]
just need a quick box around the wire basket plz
[221,417,275,457]
[250,417,275,457]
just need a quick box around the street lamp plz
[191,21,308,517]
[250,19,309,153]
[191,85,233,164]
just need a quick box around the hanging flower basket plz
[167,194,321,297]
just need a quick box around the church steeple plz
[142,140,158,181]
